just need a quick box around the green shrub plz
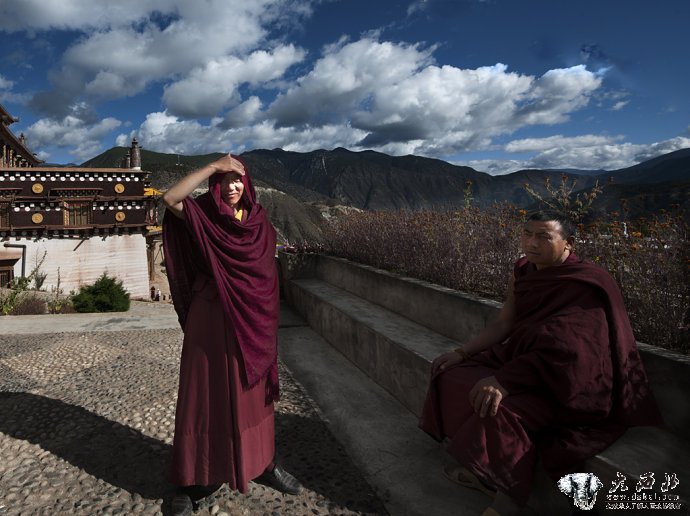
[71,274,131,313]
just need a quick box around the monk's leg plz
[419,363,494,440]
[447,391,555,506]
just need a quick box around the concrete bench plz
[279,252,690,515]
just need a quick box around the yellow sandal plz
[442,464,497,498]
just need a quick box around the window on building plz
[0,202,9,228]
[0,268,13,287]
[63,201,92,226]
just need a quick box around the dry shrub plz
[320,204,524,299]
[10,293,47,315]
[316,206,689,353]
[577,211,689,353]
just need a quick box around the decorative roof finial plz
[130,137,141,170]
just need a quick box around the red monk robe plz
[420,253,662,505]
[163,165,280,492]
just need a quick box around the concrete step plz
[286,278,690,515]
[277,309,491,516]
[290,277,459,416]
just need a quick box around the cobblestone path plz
[0,329,388,516]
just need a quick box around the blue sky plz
[1,0,689,174]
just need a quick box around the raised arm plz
[431,274,516,375]
[162,154,246,219]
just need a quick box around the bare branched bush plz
[524,174,603,222]
[315,206,689,353]
[10,293,47,315]
[320,204,525,300]
[577,210,689,353]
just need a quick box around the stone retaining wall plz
[278,251,690,440]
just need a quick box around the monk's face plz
[220,172,244,208]
[521,219,573,269]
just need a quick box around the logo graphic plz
[605,471,682,511]
[558,473,604,511]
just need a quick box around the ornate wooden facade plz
[0,103,156,297]
[0,167,155,237]
[1,103,42,168]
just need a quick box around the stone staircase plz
[279,252,690,515]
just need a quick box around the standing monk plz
[162,154,301,516]
[420,210,662,516]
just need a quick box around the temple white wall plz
[5,234,149,298]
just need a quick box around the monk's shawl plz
[163,161,279,401]
[489,254,660,429]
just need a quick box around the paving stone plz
[0,324,388,515]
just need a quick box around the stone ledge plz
[280,252,690,514]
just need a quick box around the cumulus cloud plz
[505,134,622,153]
[17,0,314,115]
[268,38,436,127]
[407,0,430,16]
[26,108,121,162]
[0,73,30,104]
[513,65,601,126]
[163,45,305,118]
[113,36,610,165]
[136,111,367,156]
[224,96,264,128]
[0,74,13,89]
[6,2,677,173]
[0,0,169,32]
[460,135,690,175]
[264,38,602,158]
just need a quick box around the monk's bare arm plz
[431,275,515,375]
[162,155,245,219]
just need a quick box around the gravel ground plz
[0,326,388,516]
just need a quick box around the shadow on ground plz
[0,391,388,515]
[0,392,173,502]
[273,410,388,514]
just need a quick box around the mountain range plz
[82,146,690,242]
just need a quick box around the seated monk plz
[419,210,662,516]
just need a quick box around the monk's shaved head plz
[527,210,576,240]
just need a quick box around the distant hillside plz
[600,148,690,184]
[241,147,494,209]
[82,145,690,237]
[81,146,225,170]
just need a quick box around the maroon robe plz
[420,253,662,504]
[163,162,279,491]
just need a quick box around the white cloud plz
[163,45,305,118]
[0,74,30,104]
[7,3,676,172]
[513,65,601,126]
[268,38,436,127]
[26,111,121,162]
[0,0,170,32]
[407,0,429,16]
[224,97,264,128]
[15,0,314,115]
[505,134,622,153]
[265,37,602,157]
[459,135,690,175]
[113,37,613,166]
[136,111,368,156]
[0,74,13,89]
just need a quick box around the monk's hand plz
[209,154,246,176]
[430,348,468,376]
[469,376,508,418]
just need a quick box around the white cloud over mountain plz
[2,0,688,170]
